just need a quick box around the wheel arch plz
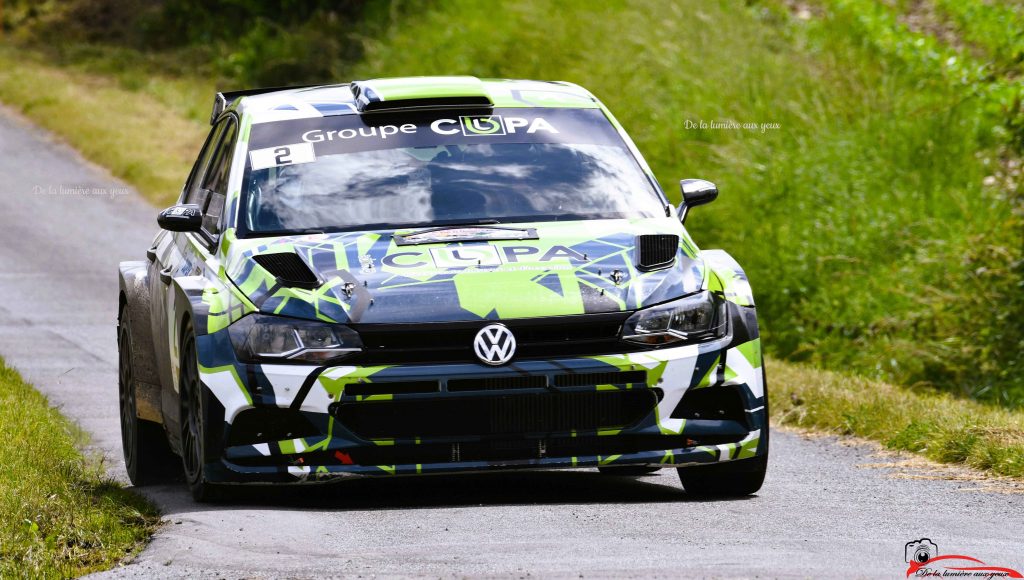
[118,261,163,423]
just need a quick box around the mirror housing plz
[676,179,719,223]
[158,204,203,232]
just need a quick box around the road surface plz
[0,106,1020,579]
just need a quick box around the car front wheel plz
[118,305,176,486]
[179,321,222,502]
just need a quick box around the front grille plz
[340,370,647,397]
[351,313,638,365]
[333,390,657,439]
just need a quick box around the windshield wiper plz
[426,219,502,228]
[393,221,538,246]
[245,228,326,237]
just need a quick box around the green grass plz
[928,0,1024,70]
[771,358,1024,478]
[0,361,159,577]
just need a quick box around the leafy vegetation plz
[788,0,1024,403]
[0,0,407,88]
[0,361,158,577]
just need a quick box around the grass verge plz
[0,45,209,206]
[0,361,159,577]
[771,359,1024,479]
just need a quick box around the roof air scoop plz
[635,234,679,272]
[252,252,320,289]
[350,77,494,113]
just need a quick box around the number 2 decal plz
[249,143,316,171]
[273,147,291,165]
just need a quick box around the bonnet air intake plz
[252,252,320,289]
[635,234,679,271]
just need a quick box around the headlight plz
[228,314,362,364]
[621,291,728,345]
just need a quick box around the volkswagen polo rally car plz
[117,76,768,501]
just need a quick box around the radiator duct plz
[252,252,320,289]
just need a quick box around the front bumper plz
[196,329,767,484]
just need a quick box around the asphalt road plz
[0,106,1021,579]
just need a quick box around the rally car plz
[117,76,768,501]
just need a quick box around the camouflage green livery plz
[117,76,768,499]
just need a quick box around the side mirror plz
[676,179,719,223]
[158,204,203,232]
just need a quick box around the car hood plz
[224,218,705,324]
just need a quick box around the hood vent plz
[635,234,679,272]
[252,252,320,289]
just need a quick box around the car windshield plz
[240,108,666,234]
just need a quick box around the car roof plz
[217,76,602,125]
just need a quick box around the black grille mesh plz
[252,252,319,289]
[635,234,679,271]
[448,376,548,392]
[344,381,440,396]
[553,370,648,388]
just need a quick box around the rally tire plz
[118,306,176,486]
[179,321,223,502]
[598,466,662,476]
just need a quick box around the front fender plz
[701,249,766,455]
[702,249,755,308]
[167,273,255,388]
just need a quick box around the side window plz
[183,121,226,208]
[203,119,238,195]
[199,118,238,238]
